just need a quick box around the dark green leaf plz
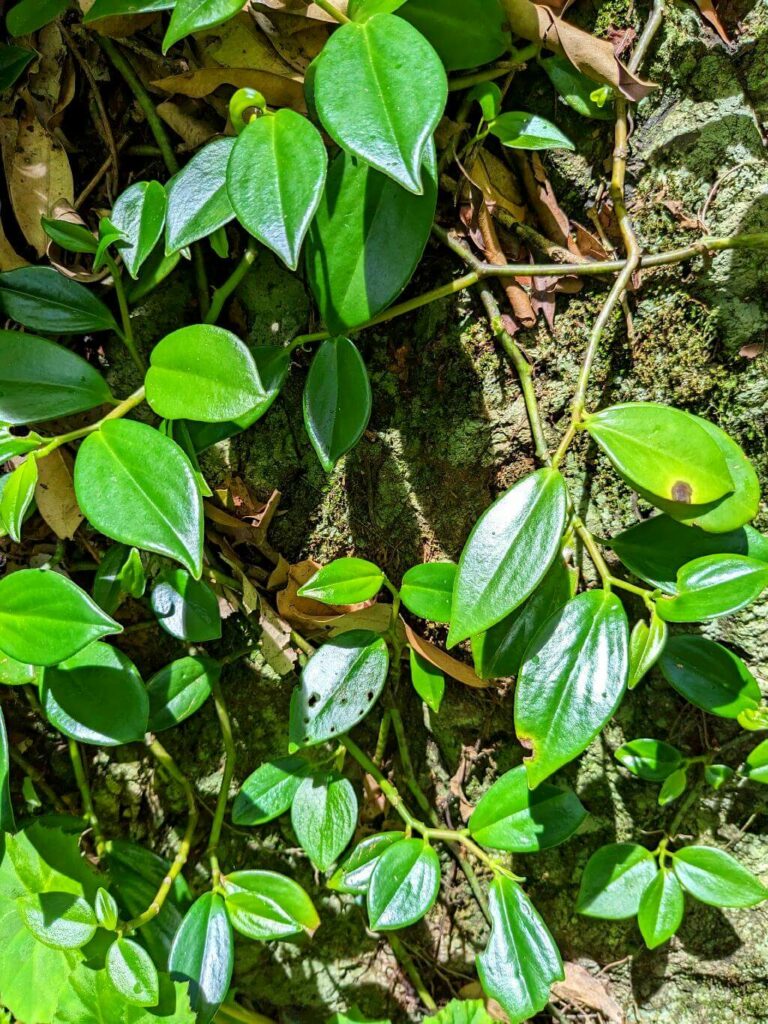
[637,869,684,949]
[0,44,35,91]
[303,337,372,472]
[0,268,118,334]
[147,654,219,732]
[107,937,160,1007]
[704,764,734,790]
[540,56,615,119]
[94,888,119,931]
[166,138,236,254]
[672,846,767,907]
[367,839,440,930]
[232,756,309,826]
[469,765,586,853]
[17,891,97,949]
[169,892,234,1024]
[399,0,509,71]
[306,144,438,333]
[659,635,761,718]
[0,706,14,832]
[515,590,629,787]
[745,739,768,783]
[112,181,168,280]
[658,766,687,806]
[0,568,121,666]
[74,419,204,577]
[0,456,37,543]
[164,0,244,50]
[42,641,149,746]
[448,468,568,647]
[400,562,455,623]
[656,554,768,622]
[313,13,446,193]
[409,648,444,713]
[93,544,146,616]
[489,112,574,150]
[328,831,406,894]
[477,877,563,1024]
[614,738,683,782]
[84,0,175,21]
[150,568,221,642]
[298,557,385,605]
[291,772,358,870]
[6,0,68,35]
[576,843,658,919]
[289,629,389,747]
[627,612,667,689]
[41,218,98,254]
[222,870,319,940]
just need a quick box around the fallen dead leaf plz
[156,98,221,149]
[153,68,306,113]
[552,962,625,1024]
[258,596,298,676]
[405,624,489,690]
[35,450,83,540]
[692,0,730,44]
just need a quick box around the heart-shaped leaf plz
[298,557,385,605]
[614,738,683,781]
[169,892,234,1024]
[367,839,441,930]
[166,138,236,254]
[627,611,667,689]
[291,772,358,870]
[576,843,658,919]
[232,756,310,826]
[400,562,456,623]
[106,937,160,1007]
[17,891,97,950]
[637,869,684,949]
[112,181,168,279]
[656,554,768,622]
[672,846,767,907]
[303,337,372,472]
[489,112,574,151]
[328,831,406,894]
[150,569,221,642]
[398,0,508,71]
[222,870,319,940]
[659,635,761,718]
[0,268,118,334]
[147,654,219,732]
[164,0,244,50]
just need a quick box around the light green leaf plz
[638,869,684,949]
[424,999,496,1024]
[614,738,683,782]
[17,891,97,950]
[367,839,441,930]
[659,634,761,718]
[94,888,119,931]
[0,268,118,334]
[466,81,503,123]
[168,892,233,1024]
[328,832,406,894]
[164,0,245,50]
[298,557,385,605]
[0,423,43,464]
[112,181,168,279]
[656,554,768,622]
[409,648,444,713]
[93,544,146,616]
[166,138,236,254]
[150,568,221,642]
[291,772,358,871]
[745,739,768,783]
[399,0,509,71]
[401,562,455,623]
[232,756,310,826]
[658,766,687,806]
[107,937,160,1007]
[627,611,667,689]
[222,870,319,940]
[0,456,37,542]
[303,337,372,471]
[540,56,615,119]
[704,763,734,790]
[489,111,574,150]
[576,843,658,919]
[672,846,767,907]
[0,649,38,686]
[147,655,219,732]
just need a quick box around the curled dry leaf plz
[153,69,306,113]
[692,0,730,44]
[35,450,84,541]
[258,596,297,676]
[156,99,221,149]
[25,23,76,129]
[251,10,328,72]
[45,199,106,283]
[404,623,490,690]
[252,0,349,23]
[77,0,158,36]
[551,962,625,1024]
[203,13,301,78]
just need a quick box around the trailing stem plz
[208,677,237,888]
[68,740,107,859]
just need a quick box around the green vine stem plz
[205,239,259,325]
[388,933,438,1013]
[35,386,147,459]
[208,676,237,888]
[68,739,107,859]
[313,0,350,23]
[103,253,146,373]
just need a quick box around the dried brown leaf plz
[404,624,489,690]
[35,450,83,540]
[692,0,730,44]
[552,962,625,1024]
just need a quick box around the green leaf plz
[489,112,574,151]
[659,635,761,718]
[399,0,509,71]
[41,218,99,254]
[448,468,568,647]
[0,268,118,334]
[232,756,309,826]
[0,707,15,832]
[93,217,127,272]
[303,337,372,471]
[585,403,733,507]
[656,554,768,622]
[468,765,586,853]
[540,56,615,119]
[350,0,407,17]
[147,654,219,732]
[107,937,160,1007]
[467,81,503,123]
[576,843,658,919]
[705,763,734,789]
[289,629,389,747]
[326,1011,391,1024]
[0,424,43,465]
[169,892,233,1024]
[150,569,221,643]
[328,831,406,894]
[54,964,194,1024]
[94,888,119,931]
[0,44,35,91]
[298,557,385,605]
[627,611,668,689]
[614,738,683,782]
[17,891,97,950]
[313,13,447,193]
[658,766,687,806]
[0,568,121,667]
[164,0,245,50]
[409,648,444,713]
[74,419,204,577]
[477,877,563,1024]
[42,642,149,746]
[290,772,358,870]
[93,544,146,616]
[112,181,168,280]
[424,999,496,1024]
[228,109,328,270]
[471,557,572,679]
[84,0,174,22]
[367,839,440,931]
[6,0,68,35]
[745,739,768,783]
[306,143,438,333]
[0,330,113,425]
[166,138,236,254]
[0,456,37,543]
[222,870,319,940]
[610,515,768,594]
[637,869,684,949]
[400,562,456,623]
[0,649,38,686]
[515,590,629,787]
[672,846,767,907]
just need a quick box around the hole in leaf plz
[308,692,321,708]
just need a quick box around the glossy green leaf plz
[85,0,174,20]
[424,1000,496,1024]
[540,56,615,119]
[298,557,385,605]
[303,337,372,472]
[489,112,574,151]
[367,839,440,930]
[228,109,327,270]
[515,590,629,787]
[637,869,684,949]
[585,404,733,507]
[659,634,761,718]
[112,181,168,279]
[0,44,35,91]
[42,642,149,746]
[306,144,438,333]
[400,562,456,623]
[127,247,181,304]
[164,0,244,50]
[94,888,119,931]
[147,654,219,732]
[0,424,43,465]
[0,330,113,425]
[41,218,98,254]
[576,843,658,919]
[705,763,734,790]
[291,772,358,870]
[409,648,444,713]
[232,756,309,826]
[313,13,446,193]
[328,831,406,894]
[656,554,768,622]
[151,569,221,642]
[350,0,407,16]
[469,765,586,853]
[477,877,563,1024]
[0,706,14,832]
[169,892,234,1024]
[75,419,204,577]
[745,739,768,783]
[0,456,37,542]
[222,870,319,940]
[0,649,38,686]
[289,629,389,747]
[166,138,236,255]
[93,544,146,616]
[737,706,768,731]
[93,217,126,272]
[614,738,683,782]
[0,568,121,666]
[107,937,160,1006]
[658,766,687,806]
[672,846,767,907]
[6,0,68,35]
[467,81,503,122]
[628,611,667,689]
[17,891,97,950]
[0,268,118,334]
[448,469,568,647]
[399,0,508,71]
[53,965,195,1024]
[471,557,572,679]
